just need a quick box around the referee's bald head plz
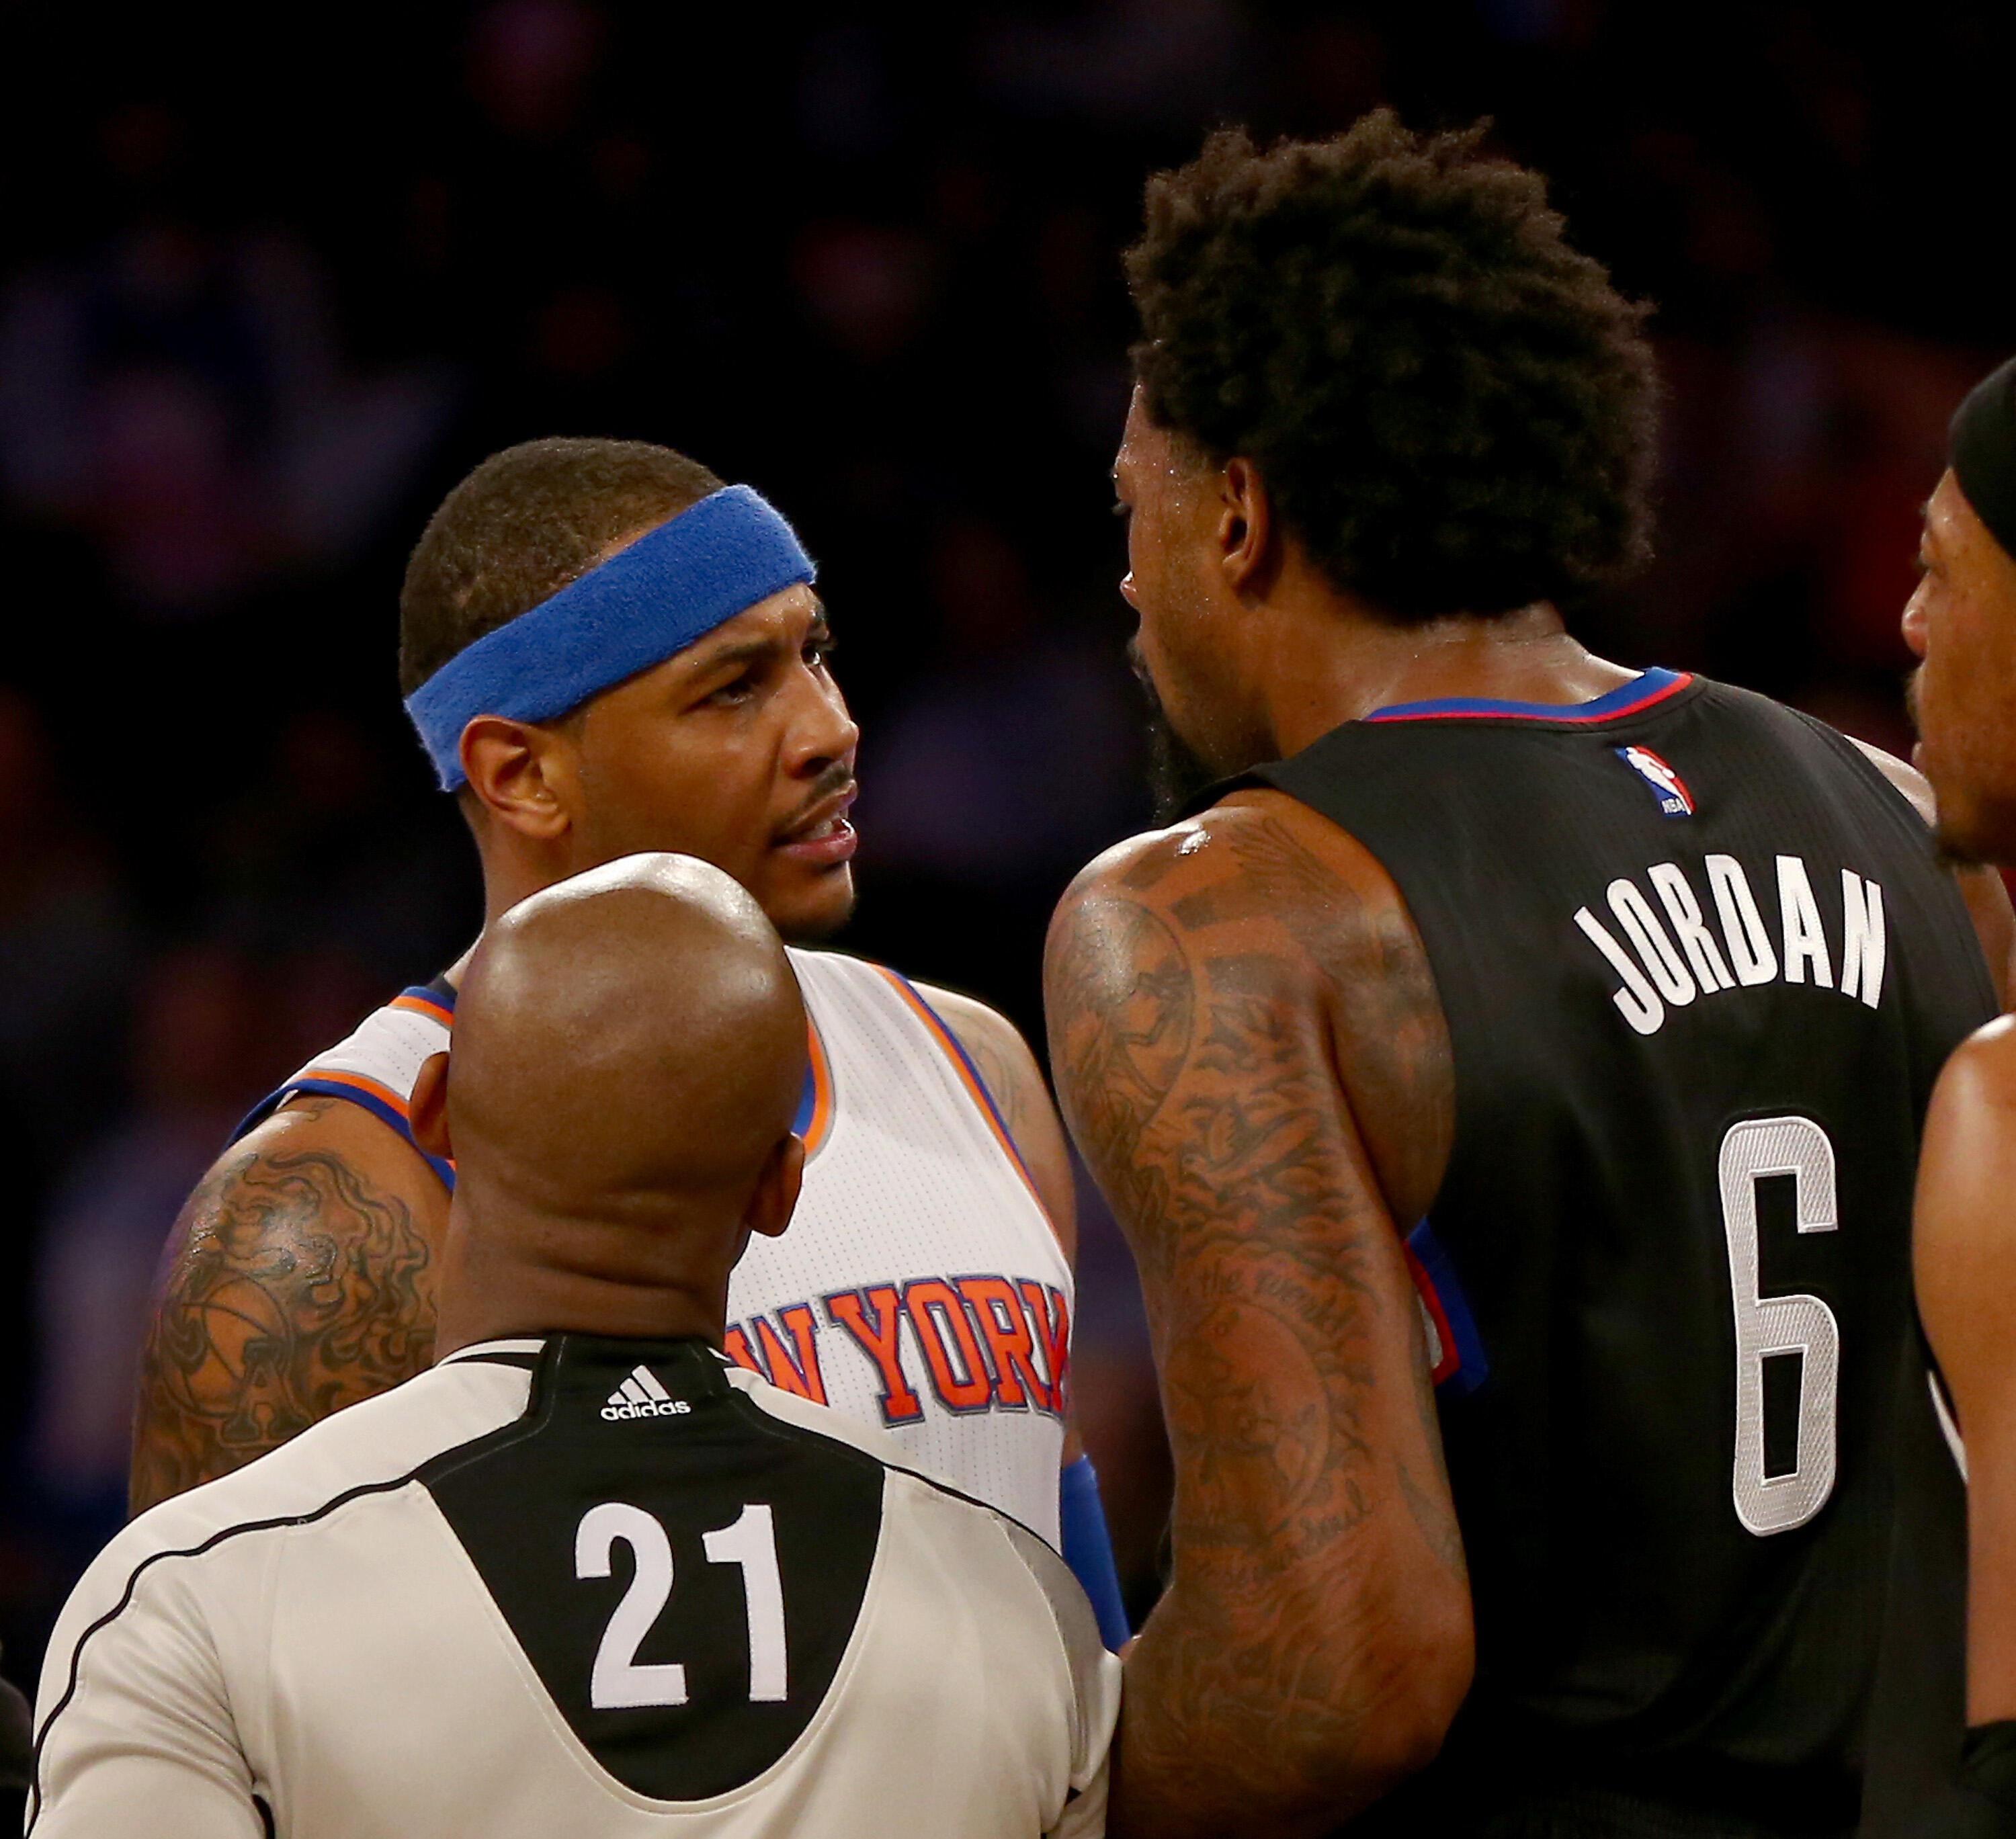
[416,852,808,1348]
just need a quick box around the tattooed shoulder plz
[129,1100,444,1515]
[1045,801,1471,1832]
[1045,842,1197,1153]
[1169,796,1455,1225]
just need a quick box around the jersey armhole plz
[229,1075,455,1193]
[1786,705,1938,837]
[870,967,1056,1234]
[226,982,459,1192]
[1920,1313,1970,1484]
[1786,705,2003,1007]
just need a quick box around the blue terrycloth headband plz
[405,484,817,791]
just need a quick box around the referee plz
[30,854,1118,1838]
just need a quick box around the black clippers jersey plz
[1237,671,1994,1835]
[1861,1321,1972,1836]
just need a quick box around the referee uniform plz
[32,1334,1118,1838]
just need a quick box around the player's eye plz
[1111,500,1132,520]
[706,670,761,706]
[804,630,838,667]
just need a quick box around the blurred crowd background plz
[1,0,2009,1689]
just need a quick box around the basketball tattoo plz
[129,1100,436,1514]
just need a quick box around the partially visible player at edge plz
[1046,116,2013,1838]
[128,438,1128,1641]
[1861,353,2016,1839]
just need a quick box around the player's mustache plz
[780,763,857,832]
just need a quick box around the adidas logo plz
[601,1365,693,1422]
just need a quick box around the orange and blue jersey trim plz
[388,989,455,1028]
[874,967,1054,1228]
[276,1074,456,1190]
[1363,667,1693,726]
[229,980,458,1189]
[792,1019,835,1158]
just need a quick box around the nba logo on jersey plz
[1615,745,1694,818]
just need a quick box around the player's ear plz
[460,716,577,843]
[745,1134,805,1240]
[1218,455,1275,596]
[409,1052,453,1160]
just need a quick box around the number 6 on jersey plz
[1718,1115,1840,1536]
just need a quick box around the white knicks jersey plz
[241,948,1074,1542]
[31,1336,1118,1839]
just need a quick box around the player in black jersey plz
[1862,355,2016,1839]
[1046,116,2013,1839]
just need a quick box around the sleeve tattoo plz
[129,1113,437,1514]
[1052,886,1387,1539]
[1046,816,1466,1828]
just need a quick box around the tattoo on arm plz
[1167,816,1454,1202]
[1397,1338,1467,1579]
[130,1114,437,1515]
[1052,889,1382,1510]
[1047,816,1464,1831]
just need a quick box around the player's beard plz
[1904,668,1988,867]
[1129,640,1222,823]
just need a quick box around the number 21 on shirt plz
[575,1501,790,1709]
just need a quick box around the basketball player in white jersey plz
[128,438,1128,1637]
[36,855,1118,1839]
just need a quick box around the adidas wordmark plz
[601,1365,693,1422]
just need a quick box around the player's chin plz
[765,860,857,943]
[1935,798,2016,871]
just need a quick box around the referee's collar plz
[436,1334,738,1370]
[437,1337,548,1367]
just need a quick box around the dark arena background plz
[0,0,2009,1693]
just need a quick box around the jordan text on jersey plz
[1575,851,1886,1035]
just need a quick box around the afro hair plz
[1126,114,1658,620]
